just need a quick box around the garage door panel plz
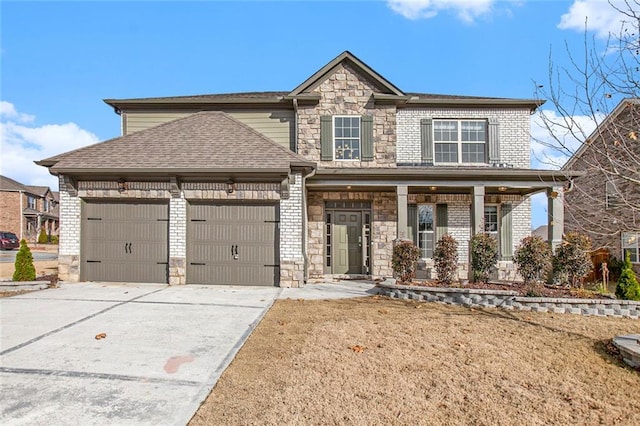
[82,201,168,283]
[187,203,279,286]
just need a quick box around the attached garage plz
[81,201,169,283]
[187,203,279,286]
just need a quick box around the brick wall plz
[0,192,22,238]
[396,107,531,168]
[280,172,304,287]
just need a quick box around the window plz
[434,120,486,164]
[622,232,639,263]
[484,206,499,239]
[334,116,360,160]
[418,205,435,258]
[27,195,36,210]
[606,181,621,209]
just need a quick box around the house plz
[37,51,575,286]
[562,98,640,274]
[0,175,59,242]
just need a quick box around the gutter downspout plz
[302,168,316,285]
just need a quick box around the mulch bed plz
[407,280,614,299]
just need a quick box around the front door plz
[331,211,363,274]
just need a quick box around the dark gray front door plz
[187,203,279,286]
[331,211,363,274]
[82,201,169,283]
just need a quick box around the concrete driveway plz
[0,283,281,426]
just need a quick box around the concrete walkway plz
[0,280,377,425]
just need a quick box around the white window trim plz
[622,231,640,264]
[433,119,487,165]
[417,204,436,259]
[484,204,499,238]
[333,115,361,161]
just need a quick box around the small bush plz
[514,236,551,285]
[470,233,498,283]
[615,253,640,301]
[392,240,421,283]
[13,239,36,281]
[37,228,48,244]
[433,234,459,285]
[553,232,592,287]
[49,235,59,244]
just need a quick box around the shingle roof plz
[38,112,314,173]
[1,175,33,193]
[26,185,50,197]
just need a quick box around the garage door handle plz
[124,242,132,254]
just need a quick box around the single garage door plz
[82,201,169,283]
[187,203,279,286]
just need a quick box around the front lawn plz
[190,297,640,425]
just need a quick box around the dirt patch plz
[411,280,615,299]
[190,297,640,426]
[0,260,58,281]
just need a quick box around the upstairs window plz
[27,195,37,210]
[605,181,621,209]
[433,120,487,164]
[622,232,639,263]
[334,116,361,160]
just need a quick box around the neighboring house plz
[531,225,548,242]
[0,175,59,241]
[563,98,640,274]
[37,51,574,287]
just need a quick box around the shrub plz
[37,228,48,244]
[392,240,421,283]
[49,235,59,244]
[615,253,640,301]
[514,236,551,285]
[13,239,36,281]
[433,234,459,285]
[470,233,498,283]
[553,232,592,288]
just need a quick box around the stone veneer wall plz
[379,282,640,319]
[58,177,305,287]
[306,191,396,279]
[396,108,531,168]
[296,62,397,168]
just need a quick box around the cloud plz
[530,109,603,170]
[387,0,496,22]
[1,102,99,189]
[558,0,631,38]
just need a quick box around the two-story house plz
[0,175,59,242]
[37,51,574,286]
[563,98,640,274]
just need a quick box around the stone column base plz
[58,255,80,282]
[169,257,186,285]
[280,259,305,288]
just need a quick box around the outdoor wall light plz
[226,180,236,194]
[497,186,508,192]
[429,186,437,191]
[117,179,128,193]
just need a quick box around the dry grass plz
[190,296,640,426]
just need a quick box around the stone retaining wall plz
[378,282,640,319]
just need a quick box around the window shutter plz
[500,203,512,260]
[436,204,448,242]
[361,115,374,161]
[488,118,500,164]
[420,118,433,163]
[408,204,417,245]
[320,115,333,161]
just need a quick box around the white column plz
[396,185,408,241]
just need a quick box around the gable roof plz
[37,112,314,175]
[288,51,405,98]
[0,175,40,194]
[563,98,640,170]
[26,185,51,197]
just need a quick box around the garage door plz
[81,201,169,283]
[187,203,279,286]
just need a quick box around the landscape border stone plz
[0,281,50,292]
[378,281,640,319]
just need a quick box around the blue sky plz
[0,0,628,228]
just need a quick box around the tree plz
[13,239,36,281]
[38,228,48,244]
[470,233,499,283]
[392,240,421,284]
[514,236,552,285]
[534,1,640,256]
[553,232,593,287]
[433,234,459,285]
[615,252,640,300]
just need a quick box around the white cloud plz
[530,108,603,170]
[0,102,99,189]
[387,0,496,22]
[558,0,632,38]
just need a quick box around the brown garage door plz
[187,203,279,286]
[81,201,169,283]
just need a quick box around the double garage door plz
[81,201,278,286]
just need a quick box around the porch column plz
[547,186,564,251]
[396,185,408,240]
[471,185,485,235]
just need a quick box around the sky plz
[0,0,632,228]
